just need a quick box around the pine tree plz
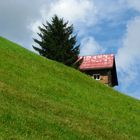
[33,15,80,67]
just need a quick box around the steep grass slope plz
[0,37,140,140]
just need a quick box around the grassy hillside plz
[0,37,140,140]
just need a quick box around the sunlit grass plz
[0,37,140,140]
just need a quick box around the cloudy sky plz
[0,0,140,99]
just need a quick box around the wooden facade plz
[79,54,118,87]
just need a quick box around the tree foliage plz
[33,15,80,67]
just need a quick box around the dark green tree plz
[33,15,80,67]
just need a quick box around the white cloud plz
[127,0,140,12]
[41,0,97,25]
[116,16,140,97]
[0,0,48,49]
[117,17,140,70]
[31,0,129,34]
[116,0,140,74]
[30,0,97,35]
[114,0,140,98]
[80,37,104,56]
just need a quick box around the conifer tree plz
[33,15,80,67]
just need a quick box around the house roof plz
[79,54,114,70]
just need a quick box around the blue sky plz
[0,0,140,99]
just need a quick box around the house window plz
[93,74,100,80]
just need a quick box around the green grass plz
[0,36,140,140]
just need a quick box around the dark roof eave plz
[112,60,118,86]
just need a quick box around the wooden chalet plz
[79,54,118,87]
